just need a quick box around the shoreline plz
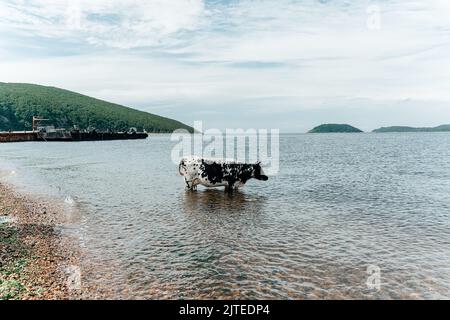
[0,182,80,300]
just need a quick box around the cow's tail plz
[178,159,184,176]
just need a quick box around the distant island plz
[0,83,193,133]
[373,125,450,133]
[308,124,363,133]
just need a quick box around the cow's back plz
[179,156,255,189]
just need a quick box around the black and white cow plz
[179,156,268,191]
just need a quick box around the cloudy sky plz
[1,0,450,132]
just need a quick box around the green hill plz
[373,125,450,133]
[308,124,363,133]
[0,83,193,133]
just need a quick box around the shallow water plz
[1,133,450,299]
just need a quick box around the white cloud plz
[0,0,450,131]
[0,0,205,48]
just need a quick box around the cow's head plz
[253,162,269,181]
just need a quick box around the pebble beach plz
[0,183,79,300]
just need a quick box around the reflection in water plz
[183,189,267,219]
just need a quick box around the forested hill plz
[0,83,193,133]
[308,124,363,133]
[373,125,450,133]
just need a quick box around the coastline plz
[0,182,80,300]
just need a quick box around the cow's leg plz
[225,182,234,193]
[185,179,194,191]
[192,178,200,191]
[234,182,244,190]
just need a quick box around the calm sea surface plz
[1,133,450,299]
